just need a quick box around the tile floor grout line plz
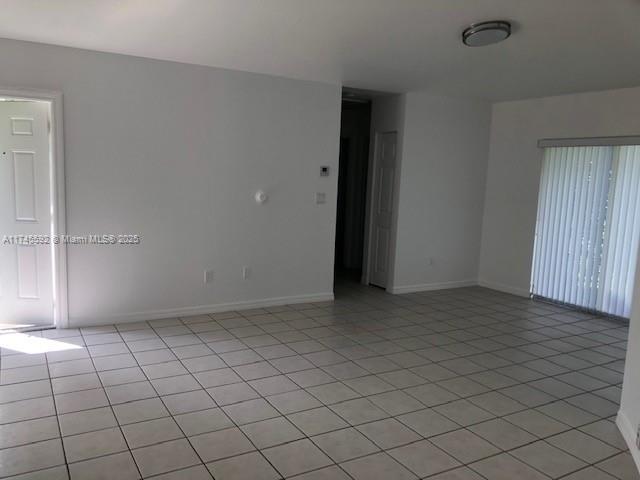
[43,340,72,480]
[0,285,635,480]
[147,315,356,480]
[75,327,145,478]
[110,322,217,479]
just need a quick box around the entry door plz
[0,101,53,328]
[370,132,397,288]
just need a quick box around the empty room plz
[1,1,640,479]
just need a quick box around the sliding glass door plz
[531,145,640,318]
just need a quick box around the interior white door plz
[0,100,53,328]
[370,132,396,288]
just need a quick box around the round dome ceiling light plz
[462,21,511,47]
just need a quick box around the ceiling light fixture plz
[462,20,511,47]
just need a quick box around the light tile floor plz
[0,282,638,480]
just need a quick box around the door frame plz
[0,87,68,328]
[362,130,399,291]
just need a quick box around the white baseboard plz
[477,279,530,298]
[68,292,334,327]
[390,278,532,297]
[389,279,477,295]
[617,410,640,473]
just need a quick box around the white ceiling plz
[2,0,639,101]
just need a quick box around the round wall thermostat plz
[254,190,268,204]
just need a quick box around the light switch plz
[320,166,330,177]
[315,192,326,204]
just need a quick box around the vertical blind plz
[531,145,640,318]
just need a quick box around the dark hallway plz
[334,97,372,285]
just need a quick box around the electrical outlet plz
[242,266,251,280]
[315,192,326,204]
[204,269,214,284]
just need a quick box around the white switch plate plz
[315,192,326,204]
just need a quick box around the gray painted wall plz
[0,38,341,325]
[479,86,640,296]
[391,92,491,293]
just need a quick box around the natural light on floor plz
[0,332,83,354]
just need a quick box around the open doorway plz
[334,89,400,293]
[0,89,66,331]
[334,90,372,287]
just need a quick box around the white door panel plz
[0,101,53,328]
[13,151,38,221]
[17,245,39,299]
[370,132,396,288]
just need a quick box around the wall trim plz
[538,135,640,148]
[69,292,335,327]
[477,279,530,298]
[616,410,640,473]
[389,279,477,295]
